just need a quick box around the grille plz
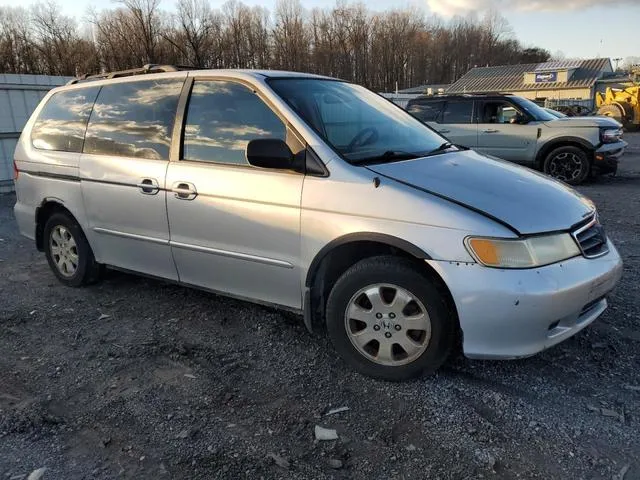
[573,218,609,258]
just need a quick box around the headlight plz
[465,233,580,268]
[601,128,623,143]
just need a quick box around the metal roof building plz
[0,74,72,193]
[447,58,613,107]
[397,84,450,95]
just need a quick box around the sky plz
[2,0,639,61]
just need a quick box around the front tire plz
[543,145,590,185]
[325,256,455,381]
[44,212,102,287]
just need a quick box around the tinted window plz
[84,79,183,160]
[407,100,445,122]
[183,81,286,165]
[441,101,473,124]
[31,87,100,153]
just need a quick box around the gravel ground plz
[1,134,640,480]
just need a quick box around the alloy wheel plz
[548,152,583,182]
[344,283,431,366]
[50,225,79,277]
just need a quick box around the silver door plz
[476,100,539,164]
[166,79,304,309]
[80,77,185,280]
[428,99,478,148]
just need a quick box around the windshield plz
[512,97,556,122]
[268,79,449,164]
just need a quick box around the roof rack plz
[66,64,199,85]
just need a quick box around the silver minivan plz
[13,67,623,380]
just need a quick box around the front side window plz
[31,87,100,153]
[83,79,183,160]
[268,79,446,164]
[481,101,523,124]
[441,100,473,124]
[512,97,556,121]
[407,100,445,122]
[182,80,286,165]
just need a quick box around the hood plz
[368,149,595,235]
[545,116,622,128]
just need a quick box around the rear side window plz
[84,79,184,160]
[182,80,286,165]
[31,87,100,153]
[441,100,474,124]
[407,100,445,122]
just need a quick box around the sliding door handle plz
[172,181,197,200]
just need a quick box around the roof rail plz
[66,64,199,85]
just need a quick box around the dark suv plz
[406,94,626,184]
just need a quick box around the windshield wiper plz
[350,150,421,165]
[423,142,456,156]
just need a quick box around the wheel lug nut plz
[384,332,392,338]
[373,325,380,331]
[395,324,401,331]
[375,313,382,319]
[389,313,396,319]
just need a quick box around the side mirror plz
[510,114,528,125]
[246,139,294,170]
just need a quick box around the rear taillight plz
[13,160,19,180]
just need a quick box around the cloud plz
[426,0,639,16]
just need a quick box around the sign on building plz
[535,72,557,83]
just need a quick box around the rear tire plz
[43,212,103,287]
[543,145,590,185]
[325,256,455,381]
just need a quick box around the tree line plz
[0,0,551,91]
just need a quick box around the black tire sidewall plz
[43,213,94,287]
[544,146,590,185]
[325,256,454,381]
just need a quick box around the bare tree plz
[272,0,309,71]
[0,7,40,73]
[164,0,216,67]
[1,0,550,88]
[31,2,98,76]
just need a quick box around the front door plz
[80,77,185,280]
[476,100,540,165]
[166,79,304,309]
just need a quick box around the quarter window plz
[31,87,100,153]
[441,101,474,124]
[182,80,286,165]
[407,100,445,122]
[83,79,183,160]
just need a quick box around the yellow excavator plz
[596,66,640,130]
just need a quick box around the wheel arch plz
[535,137,594,170]
[303,233,460,342]
[35,198,78,251]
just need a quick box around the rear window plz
[31,87,100,153]
[83,79,184,160]
[407,100,445,122]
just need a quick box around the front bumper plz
[427,240,623,359]
[593,140,627,174]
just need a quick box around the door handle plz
[172,181,197,200]
[437,129,450,134]
[137,178,159,195]
[483,129,499,133]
